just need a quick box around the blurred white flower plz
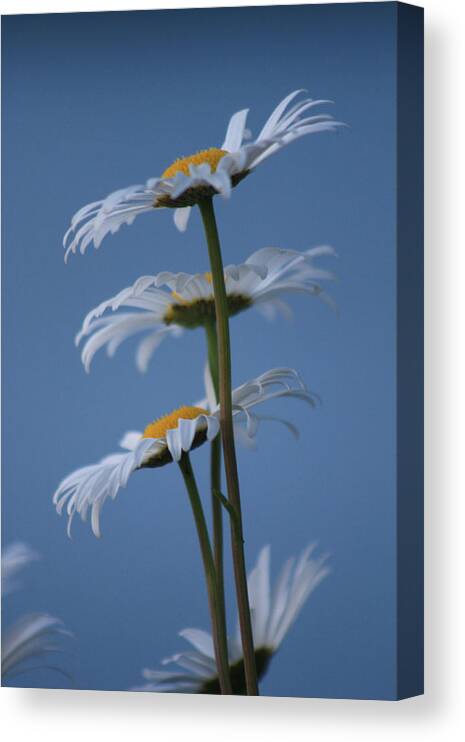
[1,543,70,682]
[2,613,69,681]
[1,542,38,595]
[133,544,330,693]
[76,245,336,373]
[53,368,316,537]
[63,90,342,260]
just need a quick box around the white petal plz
[178,418,198,453]
[206,415,220,441]
[247,546,271,647]
[119,431,143,451]
[165,652,214,678]
[136,327,180,373]
[257,90,305,140]
[221,108,249,152]
[272,547,330,648]
[1,543,39,596]
[174,207,192,232]
[179,628,215,659]
[203,363,218,410]
[166,427,183,462]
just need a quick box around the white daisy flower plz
[63,90,342,260]
[76,245,336,373]
[53,368,316,537]
[133,544,330,694]
[1,543,70,681]
[1,613,69,681]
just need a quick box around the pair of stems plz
[199,197,259,696]
[205,321,227,646]
[178,196,258,695]
[177,451,231,694]
[177,321,231,693]
[177,316,247,695]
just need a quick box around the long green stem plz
[178,452,232,694]
[198,197,259,696]
[205,321,227,643]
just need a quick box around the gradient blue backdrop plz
[2,3,397,698]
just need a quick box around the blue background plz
[2,3,397,698]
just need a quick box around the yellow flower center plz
[162,148,228,179]
[142,406,209,440]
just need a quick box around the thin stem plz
[205,321,227,642]
[205,319,220,399]
[210,438,224,600]
[178,452,232,694]
[198,197,259,696]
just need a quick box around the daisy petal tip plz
[136,359,148,374]
[91,516,102,539]
[173,207,191,233]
